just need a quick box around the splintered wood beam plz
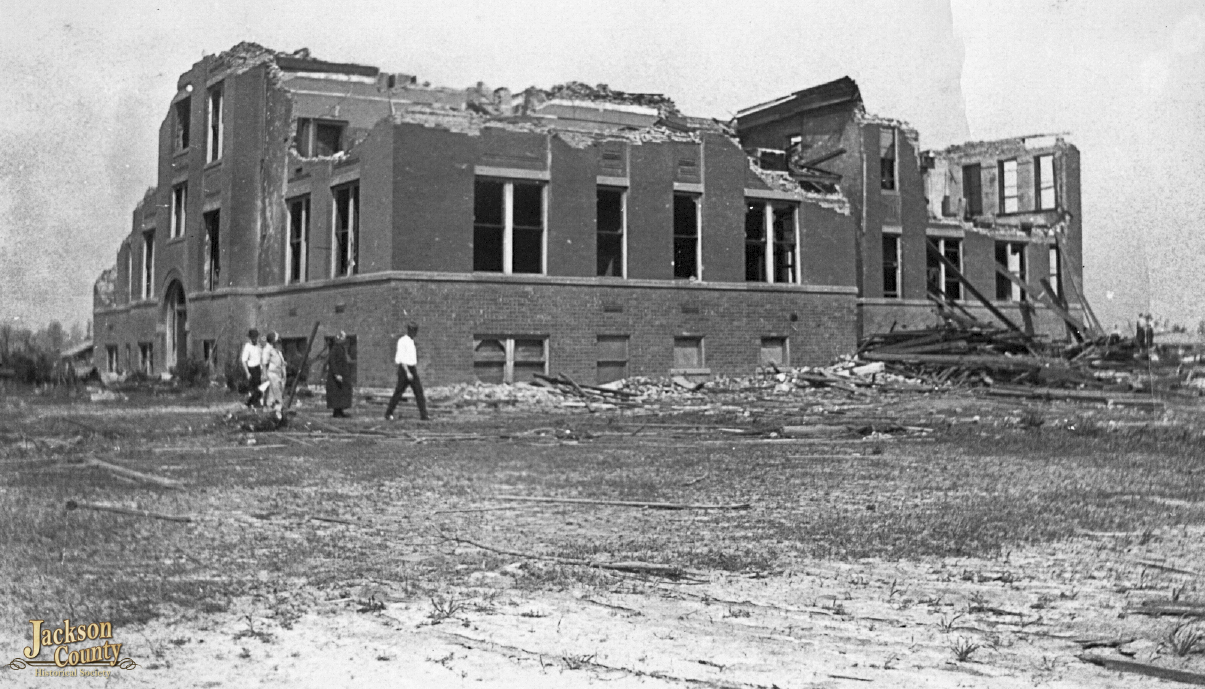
[992,263,1087,342]
[925,239,1027,337]
[284,320,321,412]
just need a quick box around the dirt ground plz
[2,381,1204,688]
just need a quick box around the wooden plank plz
[86,457,183,489]
[993,263,1086,341]
[1079,654,1205,685]
[66,499,191,522]
[860,351,1047,370]
[493,495,751,510]
[926,239,1028,337]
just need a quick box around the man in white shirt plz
[384,322,429,421]
[240,328,263,408]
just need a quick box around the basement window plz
[207,84,223,163]
[332,183,359,277]
[596,187,625,277]
[203,210,220,291]
[170,184,187,239]
[880,127,897,191]
[139,342,154,375]
[882,234,901,299]
[672,337,704,371]
[596,335,629,384]
[1035,154,1056,210]
[745,201,798,284]
[473,336,547,384]
[673,194,700,280]
[295,118,346,157]
[962,163,983,218]
[995,241,1026,301]
[473,179,545,275]
[288,195,310,283]
[926,238,962,300]
[760,337,788,367]
[174,97,191,151]
[142,230,155,300]
[999,159,1018,213]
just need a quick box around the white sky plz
[1,0,1202,332]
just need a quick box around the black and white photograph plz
[3,1,1205,686]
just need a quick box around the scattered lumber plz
[1127,603,1205,618]
[442,533,699,580]
[66,499,192,523]
[492,495,751,511]
[1074,636,1136,650]
[1079,654,1205,685]
[781,425,849,438]
[85,457,182,489]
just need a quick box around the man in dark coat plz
[326,331,353,417]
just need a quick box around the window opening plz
[962,163,982,218]
[882,234,901,298]
[174,97,190,151]
[596,188,625,277]
[672,194,700,280]
[999,159,1018,213]
[207,85,223,163]
[171,184,187,239]
[142,231,155,300]
[880,127,897,191]
[333,184,359,277]
[203,210,220,291]
[760,337,788,367]
[473,179,545,274]
[295,119,346,157]
[139,342,154,374]
[473,336,547,384]
[596,335,629,384]
[926,238,962,300]
[673,337,704,370]
[995,241,1026,301]
[288,196,310,283]
[1035,154,1055,210]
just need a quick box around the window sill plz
[167,236,186,245]
[670,368,711,376]
[204,159,222,170]
[174,148,190,158]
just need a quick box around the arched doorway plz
[163,280,187,370]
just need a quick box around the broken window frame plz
[207,84,224,164]
[881,232,901,299]
[473,178,546,276]
[962,163,983,218]
[926,237,963,301]
[295,118,347,158]
[998,159,1019,214]
[174,97,191,152]
[203,209,220,291]
[141,230,155,301]
[1034,154,1056,210]
[596,335,629,384]
[287,195,310,284]
[596,187,626,278]
[170,184,187,240]
[672,193,702,280]
[880,127,897,192]
[745,200,800,284]
[331,182,359,278]
[472,336,548,384]
[994,241,1027,301]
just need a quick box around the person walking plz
[262,332,287,416]
[241,328,263,408]
[326,331,354,418]
[384,322,429,421]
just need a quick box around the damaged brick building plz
[93,44,1082,388]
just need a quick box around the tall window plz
[106,345,119,373]
[597,188,625,277]
[142,231,155,300]
[1035,154,1055,210]
[332,183,359,277]
[927,238,962,300]
[126,249,134,302]
[203,210,220,291]
[207,84,224,163]
[473,179,544,274]
[745,201,798,284]
[171,184,187,239]
[174,97,191,151]
[995,241,1026,301]
[999,159,1018,213]
[880,127,897,191]
[962,163,982,218]
[139,342,154,374]
[288,196,310,283]
[295,118,346,157]
[882,234,901,299]
[672,194,700,280]
[1048,245,1061,296]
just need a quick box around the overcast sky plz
[2,0,1202,333]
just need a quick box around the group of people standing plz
[1135,313,1157,351]
[240,328,288,416]
[239,324,428,421]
